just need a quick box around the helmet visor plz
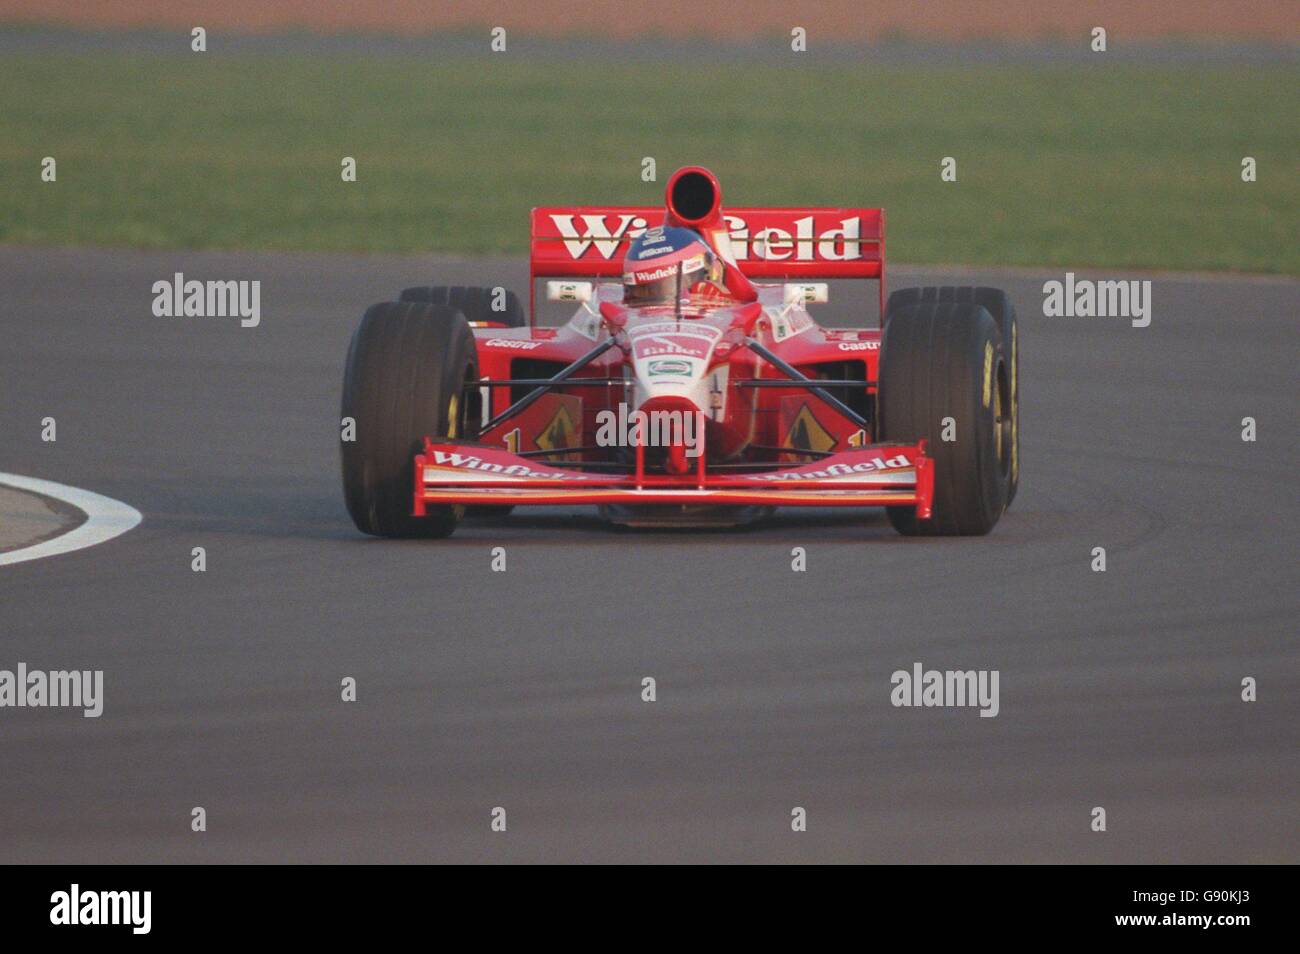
[623,253,711,306]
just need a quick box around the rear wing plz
[529,206,885,319]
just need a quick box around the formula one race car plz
[341,166,1018,537]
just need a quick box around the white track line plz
[0,473,142,567]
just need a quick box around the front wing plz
[414,441,933,516]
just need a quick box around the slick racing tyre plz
[397,286,522,517]
[886,286,1019,505]
[341,301,479,538]
[878,301,1012,536]
[398,285,527,328]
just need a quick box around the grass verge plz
[1,53,1295,272]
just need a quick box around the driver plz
[622,226,729,306]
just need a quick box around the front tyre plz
[886,286,1019,505]
[878,301,1011,536]
[341,301,479,538]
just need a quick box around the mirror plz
[783,283,829,305]
[547,280,594,303]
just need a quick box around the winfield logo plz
[631,265,679,284]
[550,213,650,259]
[428,450,589,480]
[50,884,151,935]
[548,213,863,262]
[630,256,705,283]
[725,215,862,262]
[751,455,911,481]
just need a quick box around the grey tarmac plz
[0,246,1295,862]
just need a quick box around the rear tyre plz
[886,286,1019,505]
[341,301,479,538]
[399,285,526,328]
[878,301,1011,536]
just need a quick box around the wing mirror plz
[546,280,594,303]
[783,283,828,305]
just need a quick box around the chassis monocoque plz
[341,166,1019,538]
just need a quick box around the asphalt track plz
[0,246,1296,863]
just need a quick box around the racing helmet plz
[622,226,720,306]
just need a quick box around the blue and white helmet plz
[622,226,718,305]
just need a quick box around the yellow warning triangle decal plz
[784,404,836,453]
[536,404,579,455]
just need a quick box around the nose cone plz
[635,394,704,474]
[628,321,722,412]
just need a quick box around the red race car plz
[341,166,1018,537]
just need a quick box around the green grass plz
[1,53,1296,273]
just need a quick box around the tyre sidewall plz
[341,301,477,537]
[886,285,1019,506]
[879,301,1009,535]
